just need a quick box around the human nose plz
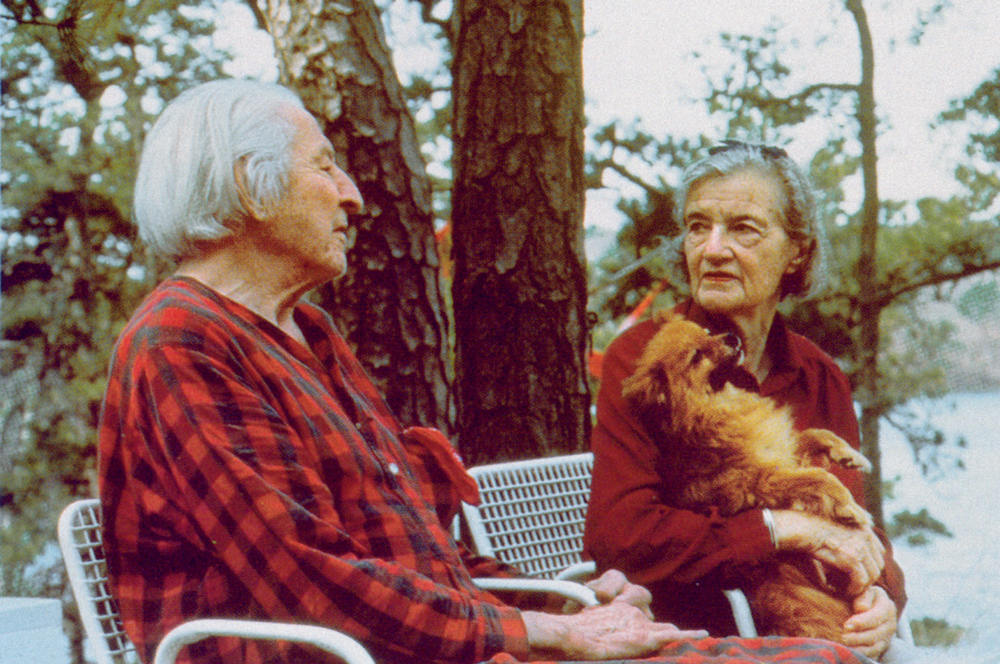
[702,225,732,258]
[335,167,364,215]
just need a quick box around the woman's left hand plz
[585,569,656,619]
[841,585,897,660]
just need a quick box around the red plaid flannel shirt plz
[99,277,524,664]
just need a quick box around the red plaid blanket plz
[487,636,875,664]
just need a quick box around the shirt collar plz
[758,313,802,395]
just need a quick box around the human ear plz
[784,238,812,274]
[233,157,266,220]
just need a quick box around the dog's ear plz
[623,315,681,411]
[622,360,672,417]
[652,310,681,326]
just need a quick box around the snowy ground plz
[881,392,1000,664]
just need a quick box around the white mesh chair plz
[461,452,758,637]
[59,498,599,664]
[463,453,597,582]
[58,499,376,664]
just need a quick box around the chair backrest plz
[58,499,139,664]
[462,452,594,579]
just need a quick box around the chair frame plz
[463,453,597,581]
[460,452,759,637]
[58,498,601,664]
[58,499,377,664]
[58,499,137,664]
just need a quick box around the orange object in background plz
[589,279,669,379]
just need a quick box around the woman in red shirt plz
[584,141,906,661]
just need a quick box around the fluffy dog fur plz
[622,311,878,643]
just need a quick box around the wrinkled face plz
[683,170,804,320]
[255,107,364,282]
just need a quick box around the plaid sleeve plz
[101,317,528,664]
[397,427,530,585]
[399,426,481,526]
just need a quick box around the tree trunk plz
[846,0,886,529]
[260,0,453,432]
[451,0,590,464]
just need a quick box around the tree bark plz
[846,0,886,529]
[259,0,453,432]
[451,0,590,464]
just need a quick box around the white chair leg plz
[153,619,376,664]
[723,588,758,638]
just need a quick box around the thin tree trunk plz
[451,0,590,464]
[846,0,886,529]
[259,0,453,432]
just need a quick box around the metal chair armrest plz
[473,577,599,607]
[554,560,596,582]
[153,619,376,664]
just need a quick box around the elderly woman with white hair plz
[584,141,908,661]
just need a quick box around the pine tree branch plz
[243,0,268,32]
[876,256,1000,308]
[724,82,859,109]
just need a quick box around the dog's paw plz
[834,500,873,529]
[829,446,872,473]
[798,429,872,473]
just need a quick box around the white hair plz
[673,141,828,300]
[133,79,306,260]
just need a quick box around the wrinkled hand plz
[523,600,708,661]
[585,569,655,618]
[842,585,897,660]
[771,510,885,595]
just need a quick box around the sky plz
[581,0,1000,213]
[215,0,1000,248]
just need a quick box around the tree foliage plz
[940,67,1000,161]
[585,0,1000,529]
[2,0,228,658]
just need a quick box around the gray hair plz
[673,141,828,299]
[133,79,306,260]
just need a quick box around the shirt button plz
[355,422,363,430]
[388,463,400,475]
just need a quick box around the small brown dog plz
[622,311,877,643]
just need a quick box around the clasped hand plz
[770,509,884,595]
[523,570,708,661]
[770,510,896,659]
